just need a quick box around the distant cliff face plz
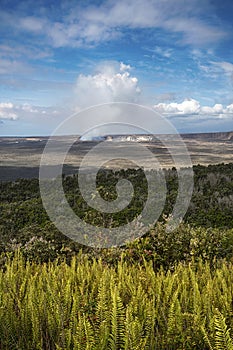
[81,134,154,142]
[181,131,233,141]
[110,135,153,142]
[84,131,233,142]
[1,131,232,144]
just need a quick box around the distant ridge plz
[0,130,232,181]
[181,131,233,141]
[0,130,233,142]
[82,130,233,142]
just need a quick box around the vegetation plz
[0,162,233,263]
[0,252,233,349]
[0,162,233,349]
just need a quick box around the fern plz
[1,252,233,349]
[109,285,125,350]
[201,324,214,350]
[74,313,95,350]
[202,309,233,350]
[95,273,110,349]
[214,309,233,350]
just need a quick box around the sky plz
[0,0,233,136]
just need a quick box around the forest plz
[0,162,233,349]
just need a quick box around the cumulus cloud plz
[0,62,141,134]
[154,98,201,115]
[0,102,18,120]
[74,62,140,107]
[0,102,61,122]
[153,98,233,119]
[1,95,233,136]
[0,100,73,135]
[120,62,132,72]
[201,104,224,115]
[225,104,233,113]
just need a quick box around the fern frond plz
[214,309,233,350]
[108,286,125,350]
[201,325,214,350]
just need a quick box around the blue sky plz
[0,0,233,135]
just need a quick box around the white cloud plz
[0,58,32,75]
[210,61,233,76]
[20,104,40,113]
[153,98,233,119]
[215,61,233,73]
[0,102,18,120]
[19,16,45,33]
[152,46,173,58]
[0,44,52,60]
[1,95,232,136]
[74,62,140,107]
[120,62,132,72]
[0,100,72,135]
[165,17,226,46]
[154,98,201,115]
[201,104,224,115]
[198,60,233,82]
[0,102,14,109]
[12,0,226,48]
[225,104,233,113]
[0,102,61,122]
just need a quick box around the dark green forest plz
[0,162,232,266]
